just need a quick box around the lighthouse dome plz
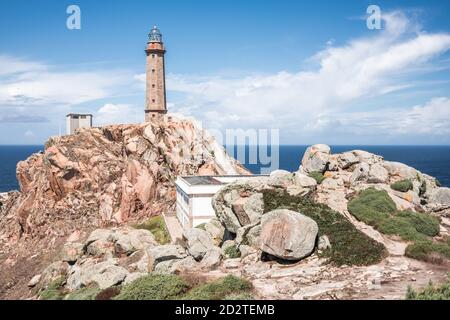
[149,25,162,42]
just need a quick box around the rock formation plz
[2,140,450,300]
[0,115,248,298]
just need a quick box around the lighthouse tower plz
[145,25,167,121]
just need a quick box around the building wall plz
[66,115,92,135]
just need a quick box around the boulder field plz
[21,144,450,300]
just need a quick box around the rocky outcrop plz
[0,115,248,255]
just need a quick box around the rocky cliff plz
[0,115,249,298]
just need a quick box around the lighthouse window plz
[152,69,155,73]
[152,84,155,88]
[152,54,155,58]
[152,99,155,103]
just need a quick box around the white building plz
[66,114,93,135]
[175,175,267,230]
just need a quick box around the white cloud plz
[0,56,136,107]
[96,103,141,126]
[319,97,450,136]
[152,11,450,142]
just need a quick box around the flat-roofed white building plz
[66,113,93,135]
[175,175,267,230]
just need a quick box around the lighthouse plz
[145,25,167,121]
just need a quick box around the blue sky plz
[1,0,450,145]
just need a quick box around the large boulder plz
[61,242,83,263]
[429,188,450,206]
[300,144,331,174]
[212,181,265,233]
[146,244,188,271]
[185,229,216,260]
[259,209,318,261]
[204,218,225,246]
[337,152,359,169]
[350,163,370,185]
[293,172,317,188]
[367,163,389,184]
[66,259,129,290]
[268,170,294,187]
[83,227,157,257]
[383,161,418,181]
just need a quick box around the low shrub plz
[39,277,67,300]
[95,286,121,300]
[224,245,241,259]
[348,188,440,242]
[114,274,189,300]
[347,188,395,227]
[133,215,171,245]
[223,292,254,300]
[406,276,450,300]
[185,275,253,300]
[405,241,450,263]
[65,285,101,300]
[309,171,325,184]
[263,189,387,266]
[390,179,413,192]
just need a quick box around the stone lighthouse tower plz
[145,25,167,121]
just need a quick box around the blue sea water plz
[0,145,449,193]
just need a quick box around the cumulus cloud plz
[149,11,450,141]
[320,97,450,136]
[96,103,141,126]
[0,56,136,107]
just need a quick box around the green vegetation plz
[224,245,241,259]
[113,274,253,300]
[405,241,450,263]
[309,171,325,184]
[133,215,171,245]
[184,275,253,300]
[262,189,387,266]
[390,179,413,192]
[114,274,189,300]
[348,188,449,263]
[195,223,206,231]
[419,180,427,197]
[348,188,439,242]
[95,286,121,300]
[406,276,450,300]
[436,179,442,187]
[39,277,67,300]
[64,285,101,300]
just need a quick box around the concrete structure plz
[66,114,93,135]
[145,25,167,121]
[175,175,268,230]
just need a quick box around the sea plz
[0,145,449,193]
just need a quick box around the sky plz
[1,0,450,145]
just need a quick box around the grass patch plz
[406,276,450,300]
[39,277,67,300]
[348,188,448,264]
[133,215,171,245]
[262,189,387,266]
[348,188,440,242]
[390,179,413,192]
[309,171,325,184]
[114,274,189,300]
[405,241,450,263]
[184,275,253,300]
[113,273,253,300]
[224,245,241,259]
[64,285,101,300]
